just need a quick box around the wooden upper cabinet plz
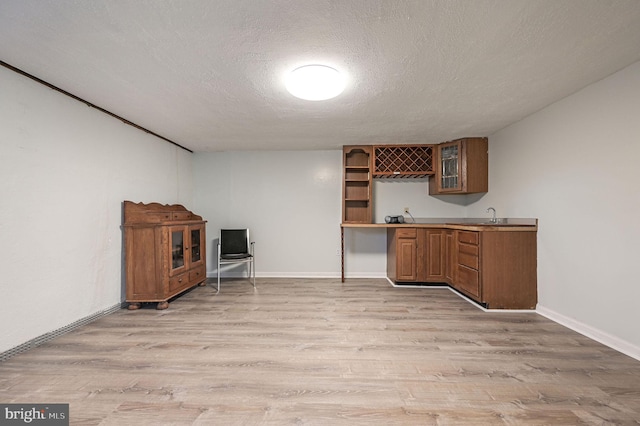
[429,137,488,195]
[342,138,487,223]
[373,144,434,178]
[342,146,372,223]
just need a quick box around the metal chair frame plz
[217,229,255,292]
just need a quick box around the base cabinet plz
[449,230,537,309]
[387,228,418,282]
[419,229,446,281]
[454,231,481,299]
[123,201,207,310]
[387,228,445,283]
[476,231,537,309]
[387,226,537,309]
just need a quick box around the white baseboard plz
[207,272,388,279]
[342,272,388,279]
[243,272,342,278]
[536,305,640,361]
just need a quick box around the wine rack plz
[373,145,434,178]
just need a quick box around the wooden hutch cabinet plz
[429,137,488,194]
[123,201,207,310]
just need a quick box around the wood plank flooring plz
[1,278,639,425]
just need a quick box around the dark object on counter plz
[385,215,405,224]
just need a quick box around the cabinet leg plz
[127,302,141,310]
[156,301,169,310]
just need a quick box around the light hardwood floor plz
[1,278,639,425]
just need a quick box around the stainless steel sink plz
[457,218,528,226]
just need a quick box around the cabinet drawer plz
[144,212,172,222]
[458,242,479,270]
[458,231,479,245]
[457,265,480,297]
[189,266,206,284]
[171,211,192,221]
[458,242,479,257]
[458,252,479,270]
[396,228,417,238]
[169,273,189,293]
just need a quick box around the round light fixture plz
[285,64,345,101]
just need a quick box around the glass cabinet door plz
[439,142,460,191]
[190,227,202,264]
[170,227,186,274]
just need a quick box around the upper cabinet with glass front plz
[429,137,488,195]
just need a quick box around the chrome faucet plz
[486,207,497,223]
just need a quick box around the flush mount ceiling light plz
[285,64,345,101]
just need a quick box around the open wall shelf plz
[341,140,487,224]
[342,146,372,223]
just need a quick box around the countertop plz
[341,218,538,231]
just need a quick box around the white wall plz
[193,150,343,277]
[468,61,640,355]
[193,152,469,278]
[0,66,193,353]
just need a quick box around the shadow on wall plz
[430,193,486,206]
[374,178,487,207]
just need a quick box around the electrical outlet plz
[404,207,410,214]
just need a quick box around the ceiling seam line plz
[0,60,193,154]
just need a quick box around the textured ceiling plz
[1,0,640,152]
